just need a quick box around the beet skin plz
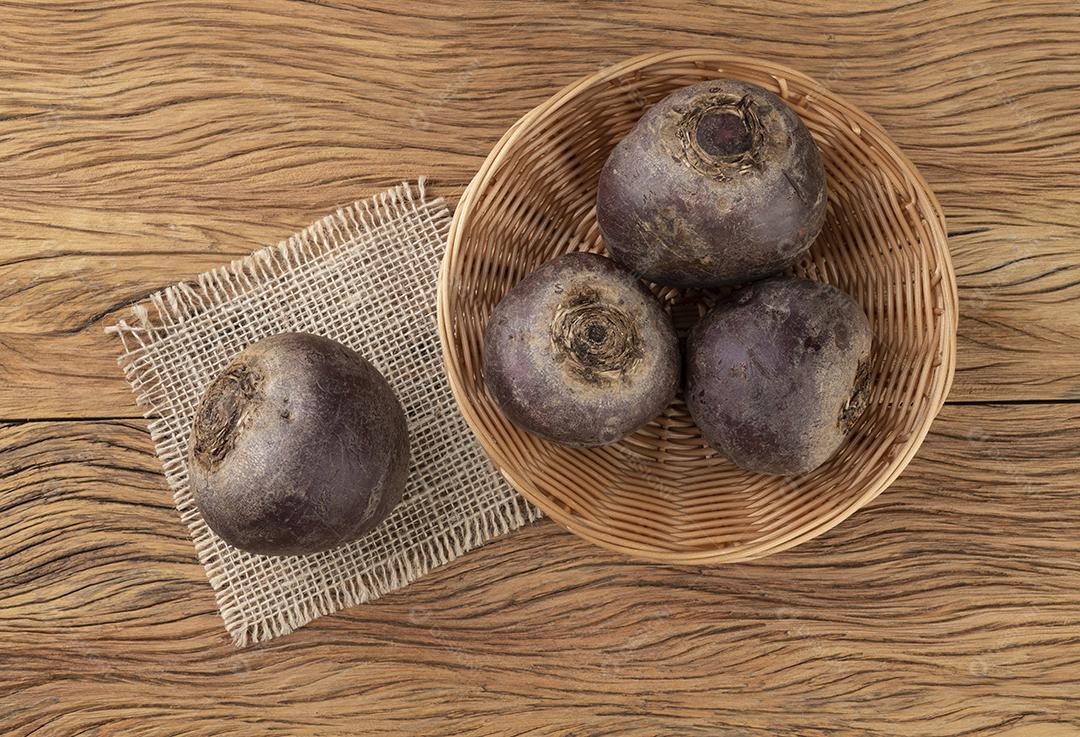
[188,333,409,556]
[483,252,679,447]
[686,277,872,475]
[597,79,827,288]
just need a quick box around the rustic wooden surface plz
[1,1,1078,735]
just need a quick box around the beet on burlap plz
[108,180,540,646]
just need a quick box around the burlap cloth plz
[107,179,540,646]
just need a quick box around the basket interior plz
[442,55,953,561]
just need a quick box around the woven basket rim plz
[438,49,958,563]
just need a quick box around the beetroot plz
[597,79,827,288]
[483,253,678,447]
[686,277,872,475]
[188,333,409,556]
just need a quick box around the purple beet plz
[597,80,827,288]
[483,252,678,447]
[188,333,409,556]
[686,277,872,475]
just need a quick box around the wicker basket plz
[438,50,957,563]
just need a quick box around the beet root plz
[188,332,409,556]
[686,277,872,475]
[597,79,827,288]
[483,252,679,447]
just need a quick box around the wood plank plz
[1,0,1080,418]
[2,404,1078,736]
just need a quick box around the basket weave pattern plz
[439,51,958,563]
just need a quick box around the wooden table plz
[3,2,1078,735]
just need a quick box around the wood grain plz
[2,1,1079,735]
[1,0,1079,417]
[2,405,1079,736]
